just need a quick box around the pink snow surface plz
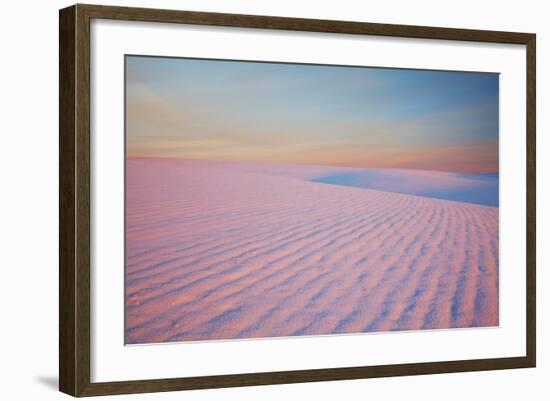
[125,158,499,344]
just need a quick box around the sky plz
[126,55,499,174]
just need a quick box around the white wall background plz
[0,0,546,400]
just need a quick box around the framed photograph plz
[59,4,536,397]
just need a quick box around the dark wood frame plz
[59,3,536,397]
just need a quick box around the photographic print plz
[124,56,499,345]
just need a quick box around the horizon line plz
[125,155,499,175]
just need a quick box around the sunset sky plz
[126,56,499,174]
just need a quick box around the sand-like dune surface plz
[125,158,498,344]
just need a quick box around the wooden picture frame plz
[59,3,536,397]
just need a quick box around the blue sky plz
[126,55,499,173]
